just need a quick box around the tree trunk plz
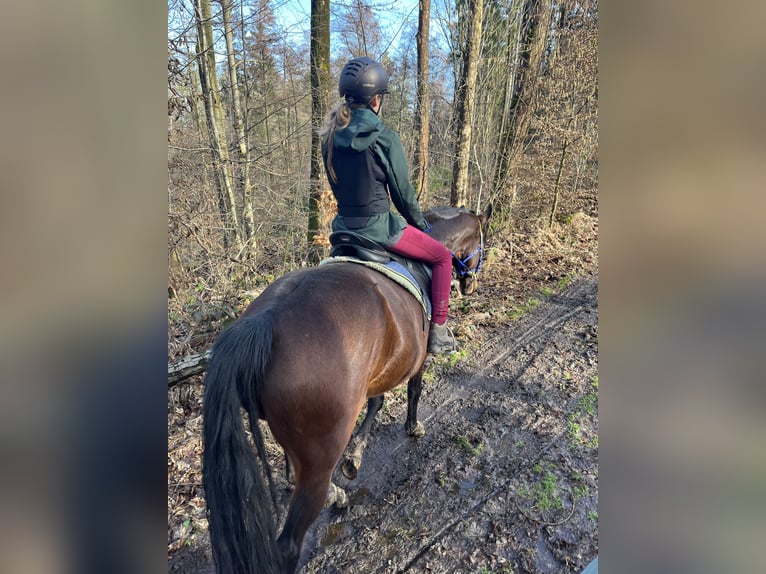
[413,0,431,203]
[168,349,212,386]
[220,0,256,250]
[548,138,568,227]
[450,0,484,208]
[194,0,244,253]
[491,0,545,202]
[307,0,331,264]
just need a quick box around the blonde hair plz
[319,102,352,183]
[320,94,381,183]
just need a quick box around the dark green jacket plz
[325,108,427,246]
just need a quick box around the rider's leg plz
[388,226,452,324]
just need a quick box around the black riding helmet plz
[339,56,391,106]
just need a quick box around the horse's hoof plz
[406,421,426,438]
[333,487,348,509]
[327,483,348,509]
[340,457,359,480]
[285,456,296,485]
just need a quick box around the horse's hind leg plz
[285,453,295,485]
[277,466,336,573]
[405,367,426,437]
[341,395,384,480]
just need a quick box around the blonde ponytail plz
[319,102,352,183]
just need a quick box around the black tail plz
[202,311,283,574]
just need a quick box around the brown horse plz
[202,204,492,574]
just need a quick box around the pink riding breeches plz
[388,226,452,325]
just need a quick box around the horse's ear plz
[480,203,493,224]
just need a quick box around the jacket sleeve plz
[376,130,428,230]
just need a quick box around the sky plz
[272,0,422,58]
[167,0,430,73]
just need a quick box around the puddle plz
[348,485,372,505]
[459,478,476,495]
[320,521,353,546]
[534,533,559,573]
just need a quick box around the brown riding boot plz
[427,322,456,354]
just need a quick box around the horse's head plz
[425,203,493,296]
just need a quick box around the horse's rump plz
[245,264,428,412]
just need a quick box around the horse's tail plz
[202,310,283,574]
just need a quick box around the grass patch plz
[507,297,542,320]
[574,483,589,498]
[539,286,555,297]
[568,415,582,442]
[577,392,598,416]
[456,435,484,457]
[431,345,470,369]
[531,466,564,511]
[391,385,407,399]
[557,371,572,389]
[567,380,599,446]
[448,347,469,366]
[457,298,472,314]
[557,275,572,289]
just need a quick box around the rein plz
[452,226,484,278]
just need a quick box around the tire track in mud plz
[300,277,598,574]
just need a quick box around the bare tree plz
[194,0,244,253]
[491,0,546,205]
[218,0,256,248]
[332,0,383,57]
[308,0,331,263]
[450,0,484,207]
[413,0,431,202]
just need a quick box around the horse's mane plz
[426,206,474,220]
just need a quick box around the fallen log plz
[168,349,212,387]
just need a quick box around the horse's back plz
[245,263,423,323]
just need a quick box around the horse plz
[202,204,492,574]
[426,204,492,296]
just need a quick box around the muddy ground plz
[168,217,599,573]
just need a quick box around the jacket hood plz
[334,108,382,151]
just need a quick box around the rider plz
[320,56,456,355]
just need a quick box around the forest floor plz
[168,211,599,573]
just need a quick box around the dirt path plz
[168,271,598,573]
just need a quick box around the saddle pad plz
[319,256,431,319]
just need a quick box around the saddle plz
[328,230,433,314]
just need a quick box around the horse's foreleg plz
[405,368,426,437]
[451,278,463,298]
[341,395,384,480]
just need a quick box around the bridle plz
[452,225,485,279]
